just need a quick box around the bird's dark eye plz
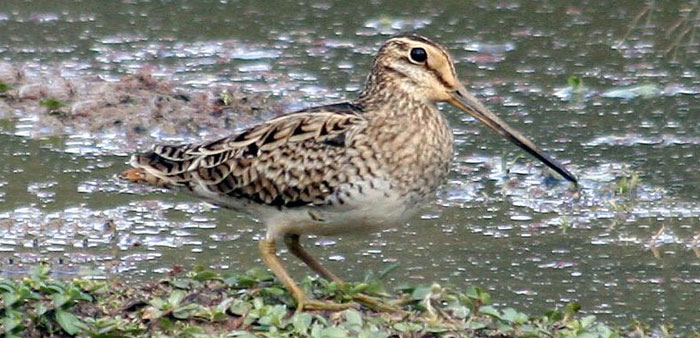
[409,47,427,63]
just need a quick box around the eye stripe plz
[401,56,451,88]
[401,35,459,81]
[428,68,451,88]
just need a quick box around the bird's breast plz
[363,106,454,201]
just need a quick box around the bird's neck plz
[354,76,455,200]
[355,68,434,119]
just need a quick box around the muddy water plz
[1,0,699,331]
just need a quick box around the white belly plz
[263,178,416,239]
[265,197,411,239]
[192,177,420,240]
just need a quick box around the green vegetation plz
[615,172,641,196]
[219,90,235,106]
[617,0,699,62]
[39,98,67,116]
[567,76,584,93]
[560,216,570,234]
[0,82,12,93]
[0,264,684,337]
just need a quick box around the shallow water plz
[1,0,699,331]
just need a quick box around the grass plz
[0,264,687,337]
[39,98,67,116]
[616,0,699,63]
[0,82,12,93]
[615,172,641,196]
[0,82,12,98]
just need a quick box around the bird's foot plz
[295,297,357,313]
[352,293,405,314]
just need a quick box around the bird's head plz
[363,35,578,184]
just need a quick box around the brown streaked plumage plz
[122,35,577,312]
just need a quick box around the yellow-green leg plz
[284,234,342,283]
[283,234,402,313]
[258,238,354,312]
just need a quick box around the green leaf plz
[564,302,581,320]
[377,263,399,280]
[259,305,287,328]
[449,303,470,319]
[252,297,264,310]
[193,270,220,281]
[501,307,528,324]
[149,297,165,310]
[75,290,93,302]
[479,305,500,318]
[362,280,386,296]
[458,293,475,311]
[56,309,86,335]
[319,326,349,337]
[545,309,563,321]
[31,263,51,282]
[465,285,480,298]
[166,279,184,290]
[72,279,107,293]
[519,324,539,335]
[465,285,491,304]
[0,82,13,93]
[35,303,48,317]
[2,310,23,333]
[46,283,66,294]
[262,287,285,296]
[52,293,71,309]
[310,324,323,338]
[3,292,21,308]
[292,312,313,334]
[581,315,596,328]
[230,332,257,338]
[216,297,235,313]
[245,267,274,282]
[0,280,16,293]
[229,299,252,316]
[466,321,486,330]
[159,317,175,330]
[39,98,66,110]
[567,75,583,90]
[393,322,421,332]
[173,303,202,319]
[410,285,431,300]
[496,321,513,332]
[424,326,449,333]
[344,309,363,329]
[167,290,186,306]
[577,333,599,338]
[182,325,206,335]
[349,283,369,295]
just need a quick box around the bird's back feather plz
[127,102,366,208]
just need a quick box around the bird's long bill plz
[449,87,578,184]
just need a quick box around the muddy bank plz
[0,62,290,152]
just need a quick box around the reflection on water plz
[1,0,699,332]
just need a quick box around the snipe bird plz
[122,35,577,312]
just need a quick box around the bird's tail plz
[120,147,197,189]
[119,166,171,187]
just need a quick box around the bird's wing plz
[127,102,366,208]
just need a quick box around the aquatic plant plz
[0,82,12,94]
[0,264,678,337]
[616,172,641,196]
[39,98,67,116]
[617,0,700,63]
